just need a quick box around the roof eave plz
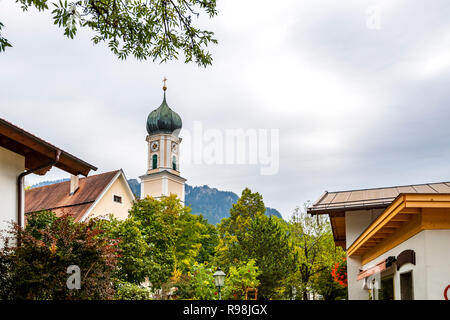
[308,203,391,216]
[0,118,97,176]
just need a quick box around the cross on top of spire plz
[163,77,167,91]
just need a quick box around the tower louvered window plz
[152,154,158,169]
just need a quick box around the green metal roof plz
[146,92,182,135]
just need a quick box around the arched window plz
[172,156,177,170]
[152,154,158,169]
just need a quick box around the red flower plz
[331,260,348,288]
[214,292,218,295]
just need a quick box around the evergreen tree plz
[239,215,297,299]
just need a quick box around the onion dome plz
[146,87,182,136]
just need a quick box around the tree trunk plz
[303,290,308,300]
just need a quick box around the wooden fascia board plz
[347,195,406,256]
[348,193,450,259]
[0,120,96,176]
[403,193,450,206]
[361,214,422,265]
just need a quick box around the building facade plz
[0,145,25,232]
[140,84,186,203]
[25,170,135,222]
[308,183,450,300]
[0,118,96,232]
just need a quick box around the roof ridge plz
[326,180,450,194]
[27,169,121,191]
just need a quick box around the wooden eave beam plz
[0,120,97,176]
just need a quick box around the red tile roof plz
[25,170,120,222]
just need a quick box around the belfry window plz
[172,156,177,170]
[152,154,158,169]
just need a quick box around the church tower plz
[140,79,186,203]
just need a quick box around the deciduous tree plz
[128,195,187,288]
[0,212,119,299]
[1,0,218,66]
[287,204,344,300]
[216,188,266,268]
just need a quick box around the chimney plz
[70,175,79,195]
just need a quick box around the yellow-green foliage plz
[222,260,261,300]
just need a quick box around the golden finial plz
[163,77,167,91]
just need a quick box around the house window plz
[400,271,414,300]
[113,195,122,203]
[379,276,394,300]
[172,156,177,170]
[152,154,158,169]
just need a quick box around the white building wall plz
[0,146,25,232]
[423,230,450,300]
[360,231,427,300]
[345,208,384,300]
[358,230,450,300]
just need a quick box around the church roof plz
[146,91,182,135]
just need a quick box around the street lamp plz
[213,267,226,300]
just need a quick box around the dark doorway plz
[400,271,414,300]
[379,276,394,300]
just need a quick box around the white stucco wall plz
[345,209,384,249]
[82,173,134,221]
[0,146,25,233]
[422,230,450,300]
[358,229,450,300]
[345,208,384,300]
[360,231,427,299]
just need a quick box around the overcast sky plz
[2,0,450,220]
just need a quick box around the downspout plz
[17,150,61,228]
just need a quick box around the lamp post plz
[213,267,226,300]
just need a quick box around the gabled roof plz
[307,181,450,215]
[307,181,450,249]
[0,118,97,176]
[25,170,122,222]
[348,193,450,265]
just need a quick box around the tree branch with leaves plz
[2,0,218,66]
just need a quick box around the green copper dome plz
[146,92,182,135]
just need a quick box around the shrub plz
[222,260,260,300]
[115,282,151,300]
[331,258,348,288]
[170,262,217,300]
[0,213,120,300]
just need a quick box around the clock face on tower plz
[171,142,177,152]
[151,141,159,152]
